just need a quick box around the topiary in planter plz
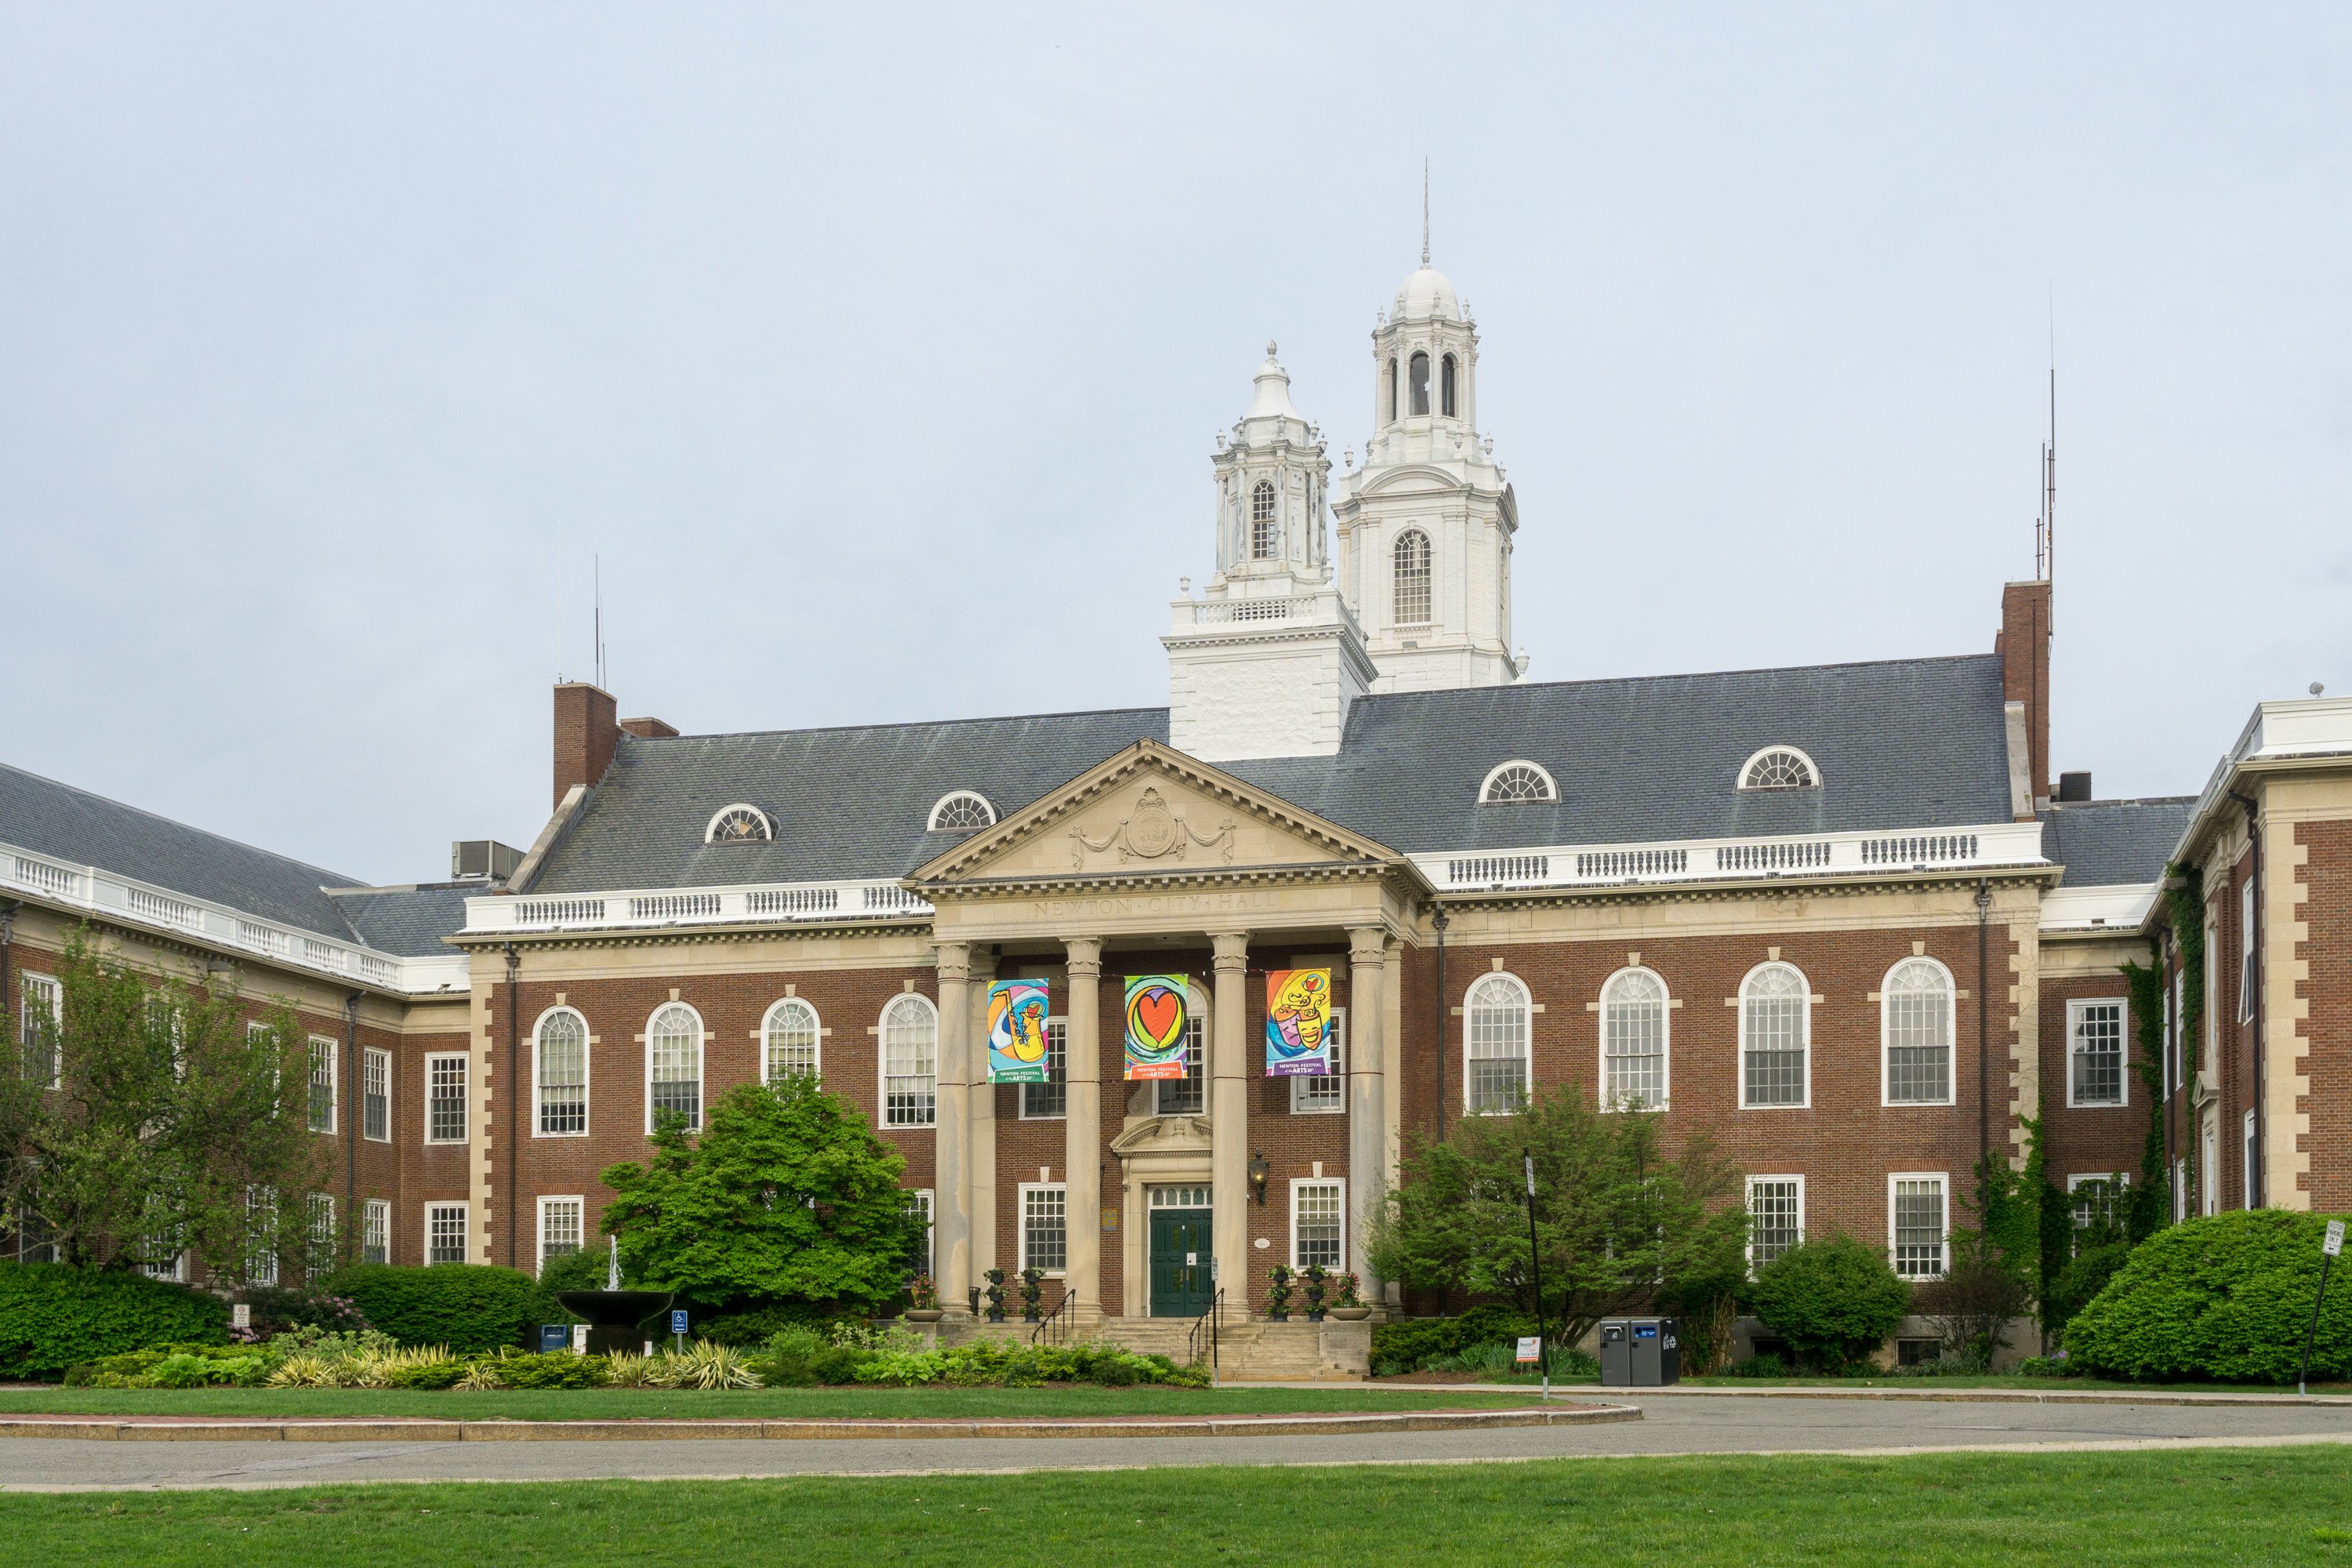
[1746,1236,1911,1372]
[2064,1210,2352,1382]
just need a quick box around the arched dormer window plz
[926,791,997,833]
[1387,358,1399,423]
[705,804,772,843]
[1479,760,1557,804]
[1440,354,1457,417]
[1740,746,1819,791]
[1409,351,1431,416]
[1393,528,1432,625]
[1600,968,1668,1110]
[1250,481,1277,559]
[1881,956,1955,1105]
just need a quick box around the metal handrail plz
[1031,1287,1076,1346]
[1186,1288,1225,1384]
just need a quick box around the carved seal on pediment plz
[1069,786,1235,869]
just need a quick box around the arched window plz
[645,1003,704,1131]
[1740,746,1820,791]
[1600,969,1668,1110]
[704,804,772,843]
[880,994,938,1127]
[926,791,996,833]
[763,997,821,1082]
[1440,353,1457,416]
[1465,972,1531,1114]
[1740,962,1810,1108]
[1155,985,1210,1117]
[1882,957,1955,1105]
[1250,480,1277,559]
[1478,760,1557,804]
[1393,528,1432,625]
[1387,358,1399,422]
[1408,351,1431,416]
[534,1007,588,1137]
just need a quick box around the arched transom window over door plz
[1740,963,1809,1108]
[646,1004,704,1131]
[764,997,821,1082]
[881,994,938,1127]
[1601,968,1668,1109]
[1465,972,1531,1114]
[1882,957,1955,1105]
[1393,528,1432,626]
[1250,481,1277,559]
[535,1007,588,1136]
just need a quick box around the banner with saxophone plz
[986,978,1051,1083]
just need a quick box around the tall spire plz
[1421,158,1430,265]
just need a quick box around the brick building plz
[4,253,2347,1355]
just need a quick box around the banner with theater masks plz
[1264,967,1334,1076]
[1123,975,1190,1080]
[986,978,1051,1083]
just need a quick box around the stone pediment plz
[909,739,1402,887]
[1110,1114,1214,1157]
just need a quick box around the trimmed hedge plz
[2065,1210,2352,1382]
[0,1262,230,1380]
[318,1264,555,1353]
[1371,1305,1536,1375]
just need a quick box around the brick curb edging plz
[0,1404,1638,1444]
[1356,1382,2352,1410]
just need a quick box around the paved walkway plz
[5,1393,2349,1490]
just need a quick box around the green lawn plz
[7,1449,2352,1564]
[0,1385,1537,1421]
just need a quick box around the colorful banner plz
[1265,967,1334,1077]
[1123,975,1190,1080]
[985,978,1051,1083]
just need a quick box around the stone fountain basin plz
[556,1289,676,1355]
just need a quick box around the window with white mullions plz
[903,1189,934,1279]
[1393,529,1432,625]
[539,1196,584,1272]
[1156,1005,1207,1117]
[1881,958,1953,1105]
[425,1053,468,1144]
[306,1192,336,1276]
[1465,973,1531,1114]
[1290,1180,1345,1271]
[1601,968,1668,1110]
[2068,999,2127,1108]
[881,995,938,1127]
[1890,1176,1947,1279]
[1020,1185,1067,1275]
[1746,1176,1803,1269]
[1250,481,1277,559]
[19,973,60,1088]
[764,997,821,1081]
[1740,963,1809,1108]
[1022,1018,1068,1120]
[647,1003,703,1131]
[536,1008,589,1135]
[1290,1009,1346,1113]
[2067,1174,2127,1247]
[245,1185,278,1285]
[307,1036,337,1133]
[426,1202,468,1266]
[362,1198,390,1265]
[363,1047,390,1142]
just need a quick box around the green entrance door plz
[1149,1205,1214,1317]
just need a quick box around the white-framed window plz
[1290,1008,1347,1113]
[1880,957,1954,1106]
[646,1002,704,1131]
[763,996,821,1081]
[2201,1112,2220,1218]
[1465,972,1533,1114]
[1156,1000,1207,1117]
[2172,1156,2187,1223]
[2243,1109,2258,1210]
[534,1007,590,1136]
[306,1192,336,1275]
[880,993,938,1127]
[903,1189,934,1279]
[1600,967,1668,1110]
[926,791,997,833]
[1477,759,1557,804]
[426,1201,469,1266]
[1290,1178,1346,1271]
[1739,746,1820,791]
[2168,971,2183,1094]
[1746,1175,1804,1270]
[140,1247,187,1282]
[1740,961,1811,1109]
[538,1195,585,1272]
[363,1047,391,1142]
[1250,479,1277,558]
[306,1036,337,1134]
[362,1197,390,1265]
[1022,1016,1068,1120]
[703,803,773,843]
[1018,1183,1067,1276]
[19,971,60,1088]
[2238,876,2257,1024]
[245,1185,278,1285]
[1889,1173,1947,1279]
[2067,998,2127,1108]
[1393,528,1432,625]
[2202,924,2217,1077]
[2067,1172,2129,1238]
[424,1052,468,1144]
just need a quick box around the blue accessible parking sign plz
[670,1308,689,1337]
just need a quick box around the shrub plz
[1748,1236,1911,1372]
[538,1250,609,1298]
[2047,1241,2132,1340]
[1371,1305,1535,1376]
[489,1350,612,1389]
[1722,1352,1788,1379]
[66,1342,270,1388]
[1910,1229,2031,1363]
[227,1284,368,1339]
[0,1262,230,1379]
[2063,1210,2352,1383]
[804,1345,876,1385]
[702,1304,840,1347]
[318,1263,547,1353]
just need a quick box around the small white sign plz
[571,1325,589,1353]
[1515,1335,1542,1364]
[230,1305,251,1330]
[2326,1220,2344,1258]
[1185,1251,1197,1266]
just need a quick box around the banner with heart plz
[1122,975,1190,1080]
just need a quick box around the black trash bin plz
[1599,1316,1680,1386]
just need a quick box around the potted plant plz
[1266,1264,1294,1322]
[1301,1264,1329,1322]
[1327,1271,1371,1320]
[1018,1267,1044,1321]
[905,1273,943,1323]
[983,1268,1007,1323]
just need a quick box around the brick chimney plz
[1994,581,2053,812]
[552,682,620,809]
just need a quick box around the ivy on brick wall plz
[2118,954,2172,1241]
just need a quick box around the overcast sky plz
[2,5,2346,886]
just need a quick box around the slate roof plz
[2038,798,2197,889]
[524,654,2021,892]
[328,884,481,957]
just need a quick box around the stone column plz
[1347,926,1389,1304]
[933,942,972,1315]
[967,949,998,1287]
[1062,937,1104,1323]
[1210,931,1251,1315]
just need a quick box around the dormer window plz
[1479,760,1557,804]
[1740,747,1820,792]
[1250,481,1277,559]
[927,791,997,833]
[704,804,773,843]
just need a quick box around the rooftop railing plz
[1419,820,2045,893]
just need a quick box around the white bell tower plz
[1331,240,1526,691]
[1165,346,1375,762]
